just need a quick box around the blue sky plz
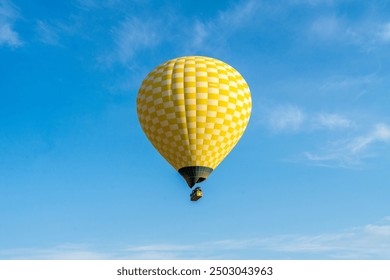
[1,0,390,259]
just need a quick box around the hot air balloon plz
[137,56,251,201]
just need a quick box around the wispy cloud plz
[100,0,264,65]
[378,22,390,42]
[0,243,110,260]
[76,0,100,9]
[123,218,390,259]
[99,0,263,86]
[263,104,390,167]
[348,123,390,153]
[216,0,260,30]
[105,17,161,66]
[188,20,208,51]
[35,20,60,46]
[0,0,22,47]
[184,0,261,53]
[304,123,390,167]
[310,15,342,40]
[268,105,306,132]
[307,13,390,51]
[320,73,379,92]
[265,105,353,133]
[0,23,21,46]
[123,239,262,259]
[265,222,390,259]
[314,113,352,129]
[127,244,194,252]
[364,224,390,236]
[2,219,390,259]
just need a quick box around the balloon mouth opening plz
[197,177,206,183]
[178,166,213,188]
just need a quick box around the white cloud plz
[307,14,390,51]
[374,123,390,140]
[103,0,262,64]
[378,22,390,42]
[127,244,194,252]
[183,0,262,53]
[314,113,352,129]
[304,141,362,168]
[320,73,378,92]
[268,105,306,132]
[304,151,341,162]
[35,20,60,45]
[265,226,390,259]
[2,219,390,259]
[304,123,390,167]
[190,20,208,50]
[125,219,390,259]
[76,0,99,9]
[217,0,260,30]
[310,16,342,40]
[0,23,21,46]
[264,105,354,133]
[0,243,109,260]
[348,123,390,153]
[263,105,389,167]
[364,225,390,236]
[107,17,161,65]
[0,0,22,47]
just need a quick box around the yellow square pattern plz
[137,56,252,170]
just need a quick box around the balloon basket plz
[190,187,202,201]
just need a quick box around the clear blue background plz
[1,0,390,259]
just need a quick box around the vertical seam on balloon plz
[181,57,193,167]
[203,58,209,168]
[205,58,215,168]
[223,65,240,165]
[165,62,176,168]
[227,67,241,158]
[171,58,188,169]
[194,57,199,166]
[183,57,194,166]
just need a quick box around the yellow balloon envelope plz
[137,56,252,188]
